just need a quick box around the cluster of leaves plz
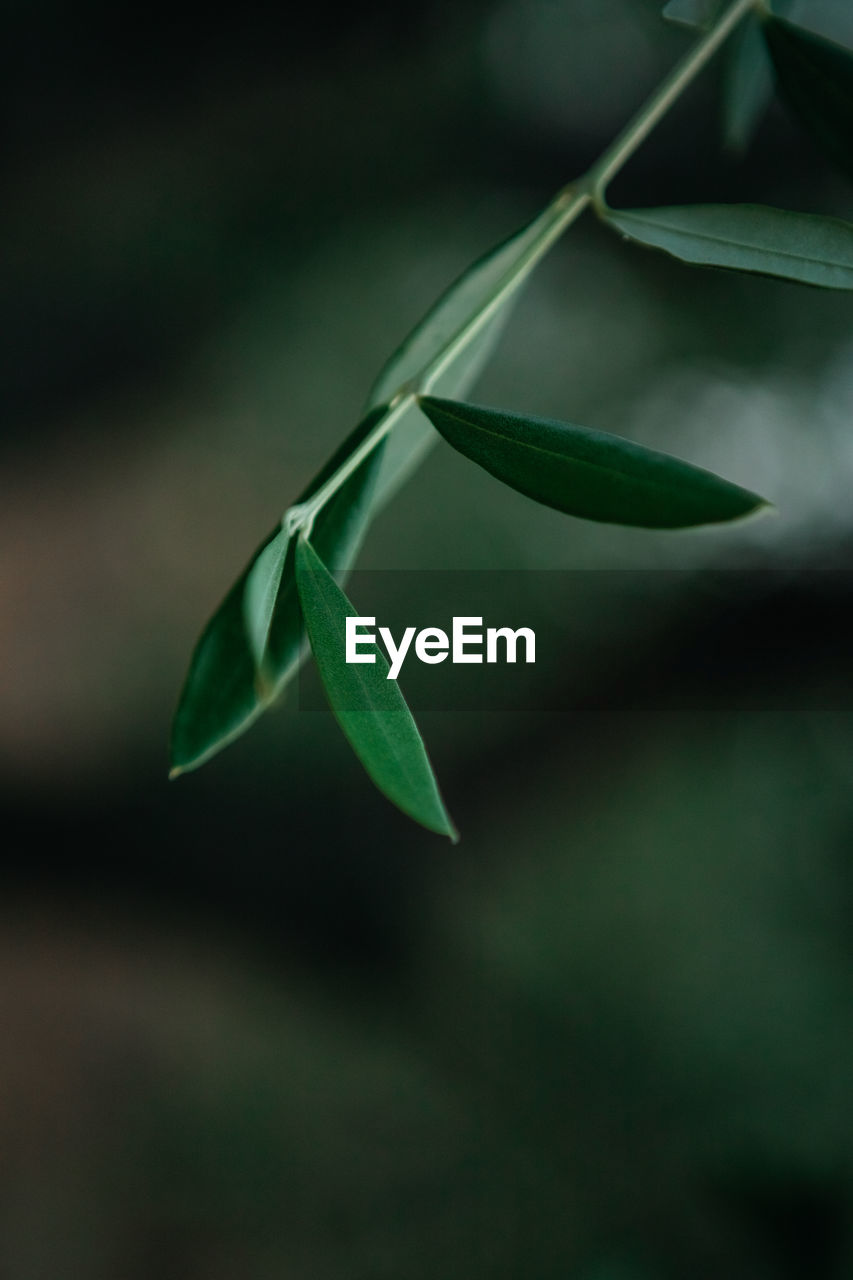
[666,0,853,165]
[612,2,853,282]
[171,0,853,839]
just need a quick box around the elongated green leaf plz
[603,203,853,288]
[262,408,390,683]
[368,399,443,510]
[170,407,387,775]
[170,539,269,777]
[295,538,457,840]
[366,202,567,507]
[366,211,554,412]
[173,193,581,775]
[723,14,775,152]
[418,396,768,529]
[243,524,289,673]
[764,16,853,179]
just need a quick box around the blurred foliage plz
[2,0,853,1276]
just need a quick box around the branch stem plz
[588,0,758,201]
[292,185,590,529]
[289,0,757,532]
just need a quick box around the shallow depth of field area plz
[2,1,853,1276]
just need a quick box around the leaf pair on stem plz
[666,0,853,167]
[173,390,768,837]
[171,0,853,839]
[604,4,853,283]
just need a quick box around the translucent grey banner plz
[293,571,853,713]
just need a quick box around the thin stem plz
[422,185,590,392]
[293,184,591,527]
[288,391,416,529]
[588,0,757,201]
[290,0,757,532]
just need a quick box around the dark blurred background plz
[3,0,853,1276]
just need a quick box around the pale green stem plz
[588,0,759,202]
[589,0,753,202]
[421,184,590,392]
[285,391,414,539]
[290,184,590,535]
[289,0,758,535]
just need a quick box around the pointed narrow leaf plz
[243,524,289,675]
[295,538,457,840]
[170,534,271,776]
[764,16,853,179]
[366,208,556,412]
[723,15,774,152]
[170,407,387,775]
[418,396,768,529]
[366,203,570,506]
[604,203,853,288]
[369,399,443,510]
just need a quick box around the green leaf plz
[763,16,853,179]
[368,399,443,510]
[170,536,270,777]
[723,14,775,152]
[603,203,853,288]
[662,0,719,30]
[295,537,457,840]
[243,524,289,674]
[365,203,567,506]
[418,396,768,529]
[173,191,584,776]
[366,212,550,411]
[170,407,387,775]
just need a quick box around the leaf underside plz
[173,15,820,787]
[418,396,768,529]
[723,14,775,153]
[763,16,853,180]
[170,407,388,775]
[295,538,457,840]
[366,205,560,414]
[366,203,564,508]
[171,200,564,774]
[604,203,853,289]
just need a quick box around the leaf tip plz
[708,492,775,528]
[168,765,183,781]
[736,493,775,522]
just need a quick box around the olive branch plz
[171,0,853,840]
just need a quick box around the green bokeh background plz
[2,1,853,1275]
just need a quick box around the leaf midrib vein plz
[432,404,727,508]
[616,210,853,273]
[306,557,433,801]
